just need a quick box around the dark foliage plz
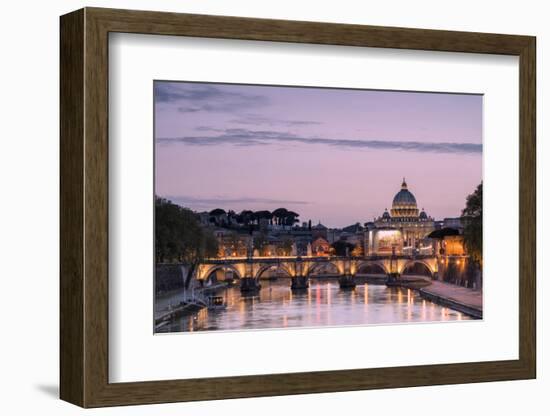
[461,182,483,266]
[331,240,356,256]
[156,197,219,286]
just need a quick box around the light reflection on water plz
[156,278,470,333]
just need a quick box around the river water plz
[156,278,471,333]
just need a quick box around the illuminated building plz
[311,237,330,256]
[369,228,404,255]
[367,178,436,255]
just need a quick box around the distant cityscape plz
[191,178,466,261]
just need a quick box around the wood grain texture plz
[59,8,84,406]
[59,7,537,408]
[518,38,536,376]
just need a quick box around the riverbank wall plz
[155,264,186,295]
[418,282,483,319]
[384,276,482,319]
[437,257,482,290]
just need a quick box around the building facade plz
[366,179,436,255]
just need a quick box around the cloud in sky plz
[162,195,310,209]
[154,82,269,113]
[156,127,482,154]
[229,114,323,127]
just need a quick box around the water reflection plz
[157,278,470,333]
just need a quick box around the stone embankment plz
[380,275,483,319]
[418,280,482,319]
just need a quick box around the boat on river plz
[206,296,226,310]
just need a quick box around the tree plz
[331,240,356,256]
[208,208,226,226]
[209,208,226,216]
[239,210,254,226]
[461,183,482,266]
[155,197,219,288]
[253,210,273,227]
[272,208,289,226]
[283,211,300,227]
[227,209,237,226]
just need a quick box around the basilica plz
[366,179,436,255]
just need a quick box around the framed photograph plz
[60,7,536,407]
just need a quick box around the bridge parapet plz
[195,254,439,286]
[201,253,436,263]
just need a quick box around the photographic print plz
[154,81,483,334]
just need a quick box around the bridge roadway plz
[196,254,439,292]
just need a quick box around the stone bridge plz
[196,255,439,292]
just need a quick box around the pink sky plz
[155,81,482,228]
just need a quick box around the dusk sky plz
[154,81,482,228]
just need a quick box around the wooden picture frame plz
[60,7,536,408]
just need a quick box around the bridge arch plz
[305,261,342,277]
[255,263,293,279]
[200,264,243,282]
[356,261,389,275]
[400,260,434,277]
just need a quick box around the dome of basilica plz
[390,178,419,218]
